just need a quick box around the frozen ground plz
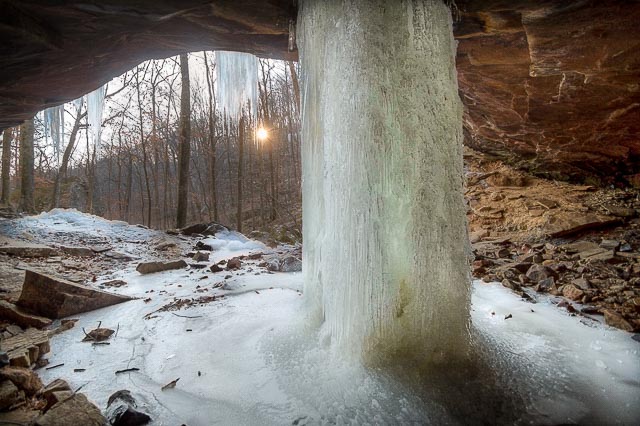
[9,211,637,425]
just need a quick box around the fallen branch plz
[170,312,203,319]
[115,367,140,375]
[45,363,64,370]
[161,378,180,390]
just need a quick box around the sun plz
[256,127,268,141]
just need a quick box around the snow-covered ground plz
[7,210,637,425]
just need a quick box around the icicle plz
[299,0,471,364]
[215,51,258,121]
[86,85,106,156]
[44,105,64,163]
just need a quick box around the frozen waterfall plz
[215,51,258,120]
[298,0,471,363]
[87,85,106,156]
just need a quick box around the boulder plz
[226,258,242,270]
[525,264,557,283]
[0,367,43,396]
[562,284,584,302]
[41,379,72,411]
[181,222,227,236]
[280,256,302,272]
[17,269,133,319]
[106,390,151,426]
[0,379,24,411]
[35,393,106,426]
[135,260,187,275]
[195,241,213,251]
[209,264,223,273]
[0,300,53,328]
[192,252,210,262]
[603,310,634,332]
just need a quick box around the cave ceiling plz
[1,0,638,183]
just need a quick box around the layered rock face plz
[1,0,638,183]
[454,0,640,184]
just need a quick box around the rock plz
[599,239,620,250]
[562,284,584,302]
[154,241,176,251]
[34,393,106,426]
[104,251,135,261]
[579,248,615,262]
[0,379,24,410]
[181,222,227,236]
[603,310,634,332]
[209,264,223,273]
[106,390,151,426]
[280,255,302,272]
[535,277,555,293]
[226,258,242,270]
[571,277,591,291]
[101,280,127,288]
[0,300,53,328]
[192,252,210,262]
[90,245,112,253]
[469,230,489,243]
[82,328,114,342]
[512,262,532,274]
[41,379,72,411]
[17,269,133,319]
[0,367,43,396]
[546,215,621,238]
[2,328,50,367]
[136,260,187,275]
[195,241,213,251]
[525,264,557,283]
[0,245,57,258]
[0,352,8,368]
[604,205,636,218]
[59,246,94,257]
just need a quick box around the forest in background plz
[0,53,303,243]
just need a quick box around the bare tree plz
[1,129,12,203]
[176,53,191,228]
[19,118,35,212]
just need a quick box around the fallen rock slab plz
[0,245,57,258]
[0,300,53,328]
[58,246,94,257]
[35,393,106,426]
[546,214,621,238]
[136,260,187,274]
[17,269,133,319]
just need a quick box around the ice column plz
[87,85,106,156]
[298,0,471,362]
[44,105,64,161]
[215,51,258,120]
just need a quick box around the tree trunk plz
[51,110,85,209]
[203,51,219,222]
[1,129,12,203]
[236,116,244,232]
[176,53,191,228]
[19,119,35,213]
